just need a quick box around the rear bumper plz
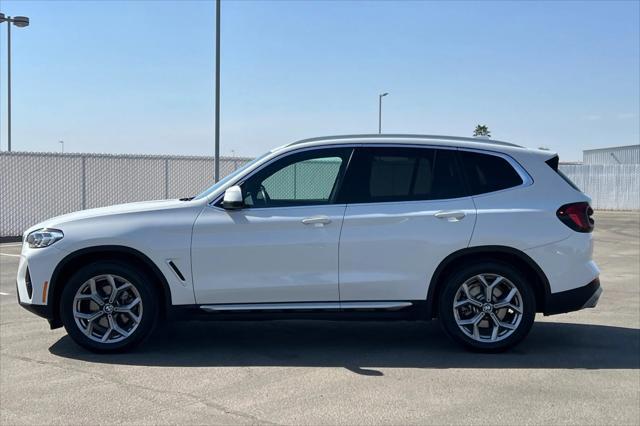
[544,277,602,315]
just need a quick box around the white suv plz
[17,135,601,352]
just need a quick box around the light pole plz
[0,13,30,152]
[59,140,64,153]
[214,0,221,182]
[378,92,388,134]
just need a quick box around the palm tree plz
[473,125,491,137]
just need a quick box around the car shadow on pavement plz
[49,320,640,373]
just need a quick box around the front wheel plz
[60,262,158,353]
[438,262,536,352]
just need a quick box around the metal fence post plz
[164,159,169,199]
[293,163,297,198]
[81,156,87,210]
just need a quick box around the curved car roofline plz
[288,134,522,148]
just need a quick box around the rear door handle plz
[302,215,332,226]
[434,210,466,222]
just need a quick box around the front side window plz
[240,148,352,208]
[458,150,524,195]
[339,147,466,203]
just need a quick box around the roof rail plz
[289,134,522,148]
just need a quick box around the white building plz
[583,144,640,165]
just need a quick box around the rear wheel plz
[438,262,535,351]
[60,262,158,352]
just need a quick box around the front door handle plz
[434,210,466,222]
[302,215,332,226]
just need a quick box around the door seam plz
[466,196,479,248]
[336,204,348,304]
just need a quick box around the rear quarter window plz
[459,151,524,195]
[546,155,582,192]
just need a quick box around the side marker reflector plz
[42,281,49,303]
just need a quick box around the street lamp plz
[59,140,64,153]
[378,92,388,134]
[0,13,31,152]
[214,0,221,182]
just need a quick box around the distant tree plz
[473,125,491,137]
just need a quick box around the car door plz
[191,146,353,304]
[337,146,476,302]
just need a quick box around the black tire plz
[438,261,536,352]
[60,261,158,353]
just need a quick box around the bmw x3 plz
[17,134,601,352]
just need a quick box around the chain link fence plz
[1,152,638,237]
[0,152,251,237]
[261,158,343,200]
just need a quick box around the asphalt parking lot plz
[1,211,638,425]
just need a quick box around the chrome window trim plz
[208,142,533,209]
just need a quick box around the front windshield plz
[194,152,271,200]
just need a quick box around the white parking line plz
[0,253,21,257]
[0,243,22,247]
[0,292,10,296]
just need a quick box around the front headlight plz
[26,229,64,248]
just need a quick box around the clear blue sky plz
[0,0,638,161]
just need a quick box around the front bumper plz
[18,296,52,318]
[15,241,68,329]
[544,277,602,315]
[17,281,61,328]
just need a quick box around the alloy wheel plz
[452,273,523,343]
[72,274,143,344]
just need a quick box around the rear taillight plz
[557,202,594,233]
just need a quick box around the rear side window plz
[459,151,524,195]
[338,147,466,203]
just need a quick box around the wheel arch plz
[426,245,550,319]
[48,245,172,328]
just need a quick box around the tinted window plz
[241,148,351,208]
[459,151,524,195]
[368,155,416,199]
[338,147,466,203]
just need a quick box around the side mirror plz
[222,185,244,210]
